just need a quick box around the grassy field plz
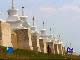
[0,46,80,60]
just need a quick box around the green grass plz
[0,46,79,60]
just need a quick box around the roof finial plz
[59,34,60,40]
[43,21,44,29]
[50,27,51,35]
[22,6,24,16]
[53,24,54,37]
[12,0,15,9]
[58,34,61,41]
[53,24,54,33]
[32,16,35,26]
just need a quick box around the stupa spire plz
[53,24,55,37]
[12,0,15,9]
[22,6,24,16]
[43,21,44,29]
[50,27,51,35]
[32,16,35,26]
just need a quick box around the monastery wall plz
[54,44,59,54]
[37,38,41,52]
[43,40,47,53]
[39,38,47,53]
[1,22,12,47]
[58,44,63,54]
[0,21,65,54]
[62,47,65,55]
[14,29,33,50]
[39,39,44,52]
[31,33,38,51]
[11,31,18,49]
[46,42,54,53]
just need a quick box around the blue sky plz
[0,0,80,52]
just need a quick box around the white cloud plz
[40,4,80,16]
[59,5,80,12]
[40,6,57,16]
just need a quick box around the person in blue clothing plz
[7,47,14,54]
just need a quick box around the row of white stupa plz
[0,0,64,54]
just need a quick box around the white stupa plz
[48,28,54,42]
[39,21,49,53]
[31,26,40,35]
[6,0,30,29]
[20,16,30,28]
[20,6,31,28]
[30,16,41,52]
[40,21,48,40]
[31,16,40,36]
